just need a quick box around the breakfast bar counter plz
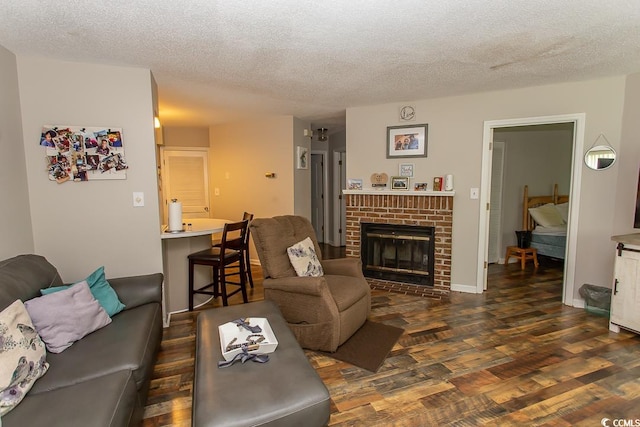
[161,218,229,324]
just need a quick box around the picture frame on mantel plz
[391,176,409,190]
[386,124,428,158]
[347,178,363,190]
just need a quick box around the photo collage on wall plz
[39,126,128,183]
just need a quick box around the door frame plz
[333,150,346,246]
[311,150,330,243]
[477,113,585,306]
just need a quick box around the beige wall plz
[16,57,163,282]
[346,76,627,299]
[209,116,296,221]
[614,72,640,235]
[163,126,210,147]
[293,117,311,219]
[0,46,34,259]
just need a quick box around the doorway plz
[311,151,329,243]
[160,148,210,224]
[477,114,586,305]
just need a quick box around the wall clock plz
[399,105,416,121]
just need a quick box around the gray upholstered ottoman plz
[192,300,331,427]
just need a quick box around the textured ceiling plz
[1,1,640,133]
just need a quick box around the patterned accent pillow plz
[287,237,324,277]
[0,300,49,416]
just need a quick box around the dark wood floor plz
[142,256,640,426]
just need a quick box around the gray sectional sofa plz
[0,254,163,427]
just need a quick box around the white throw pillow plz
[554,202,569,223]
[25,281,111,354]
[287,237,324,277]
[0,300,49,416]
[528,203,565,227]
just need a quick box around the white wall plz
[209,116,296,221]
[0,46,34,259]
[346,76,627,300]
[17,57,163,282]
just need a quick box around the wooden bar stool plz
[213,212,254,288]
[505,246,539,270]
[188,220,249,310]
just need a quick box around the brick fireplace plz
[344,190,453,299]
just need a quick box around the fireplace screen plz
[361,223,435,286]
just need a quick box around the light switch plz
[214,188,220,196]
[470,188,479,200]
[133,192,144,207]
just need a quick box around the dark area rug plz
[319,320,404,372]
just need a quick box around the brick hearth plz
[344,191,453,299]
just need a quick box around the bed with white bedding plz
[531,225,567,259]
[523,184,569,260]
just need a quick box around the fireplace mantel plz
[343,189,455,197]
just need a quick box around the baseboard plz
[573,298,585,308]
[451,283,480,294]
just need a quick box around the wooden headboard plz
[522,184,569,231]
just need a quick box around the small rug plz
[319,320,404,372]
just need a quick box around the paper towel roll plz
[445,174,454,191]
[168,199,183,232]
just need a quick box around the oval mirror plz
[584,145,616,170]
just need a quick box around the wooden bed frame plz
[522,184,569,231]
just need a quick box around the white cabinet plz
[609,236,640,334]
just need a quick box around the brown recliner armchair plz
[249,215,371,352]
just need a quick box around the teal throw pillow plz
[41,266,125,317]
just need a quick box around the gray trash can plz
[579,284,611,317]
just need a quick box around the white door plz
[311,153,325,242]
[488,141,505,264]
[161,148,210,223]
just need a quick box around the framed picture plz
[347,178,363,190]
[414,182,428,191]
[296,146,308,169]
[399,163,414,177]
[391,176,409,190]
[387,124,428,158]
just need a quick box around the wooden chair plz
[188,220,249,309]
[213,212,254,288]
